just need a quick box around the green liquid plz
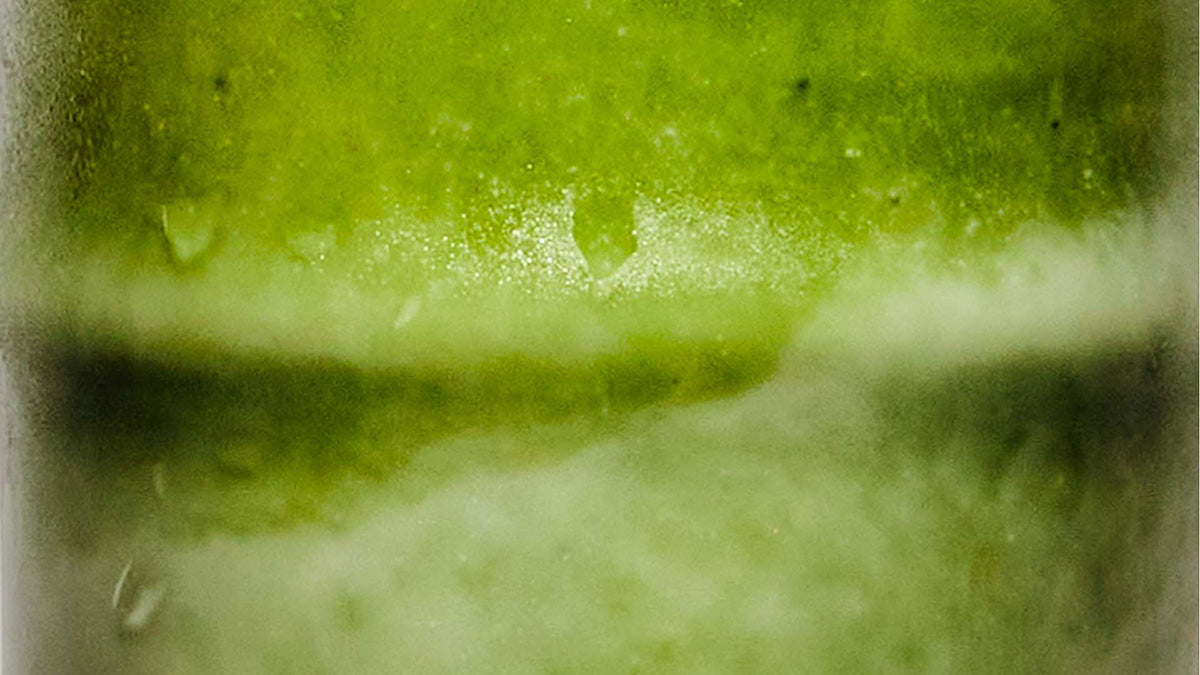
[5,0,1194,672]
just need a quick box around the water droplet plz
[113,560,167,637]
[285,225,337,263]
[161,200,217,267]
[572,184,637,279]
[121,583,165,636]
[393,296,422,328]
